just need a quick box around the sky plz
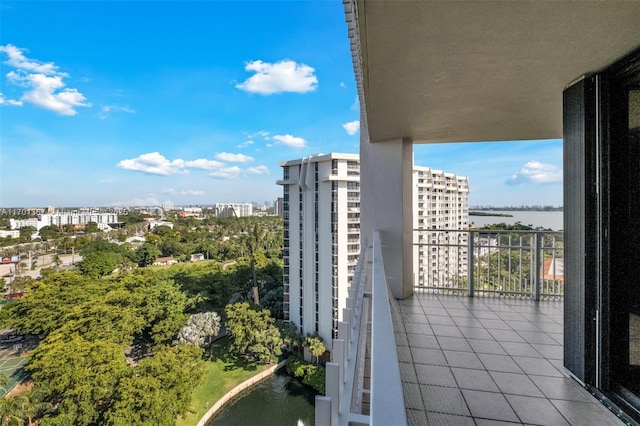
[0,1,563,208]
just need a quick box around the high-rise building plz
[277,153,361,344]
[413,166,470,288]
[278,153,469,347]
[274,197,284,217]
[214,203,253,218]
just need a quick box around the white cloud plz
[181,158,225,170]
[0,44,90,115]
[0,44,60,75]
[236,60,318,95]
[342,120,360,136]
[209,166,242,179]
[339,82,346,88]
[273,134,306,149]
[98,104,136,120]
[246,165,269,175]
[109,196,162,207]
[215,152,254,163]
[99,178,114,184]
[248,130,270,140]
[117,152,224,175]
[506,161,562,186]
[163,188,204,196]
[351,95,360,111]
[0,92,23,106]
[237,140,254,148]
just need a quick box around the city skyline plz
[1,1,562,208]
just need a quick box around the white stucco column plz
[360,134,414,299]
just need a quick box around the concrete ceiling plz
[351,1,640,144]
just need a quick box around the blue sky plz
[0,1,562,208]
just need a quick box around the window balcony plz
[318,231,626,426]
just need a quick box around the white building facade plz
[214,203,253,218]
[277,153,361,344]
[279,153,469,345]
[10,213,118,231]
[413,166,470,289]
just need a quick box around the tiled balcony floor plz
[393,292,626,426]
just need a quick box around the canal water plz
[207,370,316,426]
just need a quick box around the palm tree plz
[306,333,326,365]
[14,388,50,426]
[0,374,8,392]
[52,255,61,271]
[0,397,24,426]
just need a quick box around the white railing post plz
[468,230,475,297]
[315,396,332,426]
[333,339,346,386]
[326,362,340,425]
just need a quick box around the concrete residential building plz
[214,203,253,218]
[413,166,470,289]
[278,154,469,346]
[10,213,118,231]
[277,153,361,344]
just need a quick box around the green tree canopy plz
[84,221,100,233]
[225,302,282,364]
[38,226,60,241]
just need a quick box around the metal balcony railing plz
[413,229,564,299]
[316,232,406,426]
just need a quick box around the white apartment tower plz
[214,203,253,218]
[279,154,469,345]
[413,167,470,288]
[277,153,360,344]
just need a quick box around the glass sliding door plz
[603,52,640,414]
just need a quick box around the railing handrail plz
[413,228,564,300]
[316,232,407,426]
[370,231,407,426]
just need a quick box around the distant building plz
[0,230,20,239]
[215,203,253,218]
[190,253,205,262]
[153,256,178,266]
[413,166,470,288]
[147,219,174,230]
[274,197,284,217]
[8,218,39,230]
[10,212,118,231]
[278,153,470,345]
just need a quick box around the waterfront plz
[469,210,563,231]
[207,371,315,426]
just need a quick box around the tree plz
[38,226,60,242]
[177,311,221,347]
[104,344,205,426]
[7,276,33,295]
[281,321,304,355]
[84,221,99,233]
[306,333,326,364]
[225,302,282,364]
[19,226,36,240]
[77,251,122,278]
[0,396,24,426]
[13,388,51,426]
[27,336,129,425]
[135,243,161,267]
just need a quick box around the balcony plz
[414,229,564,299]
[318,231,627,425]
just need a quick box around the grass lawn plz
[176,337,271,426]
